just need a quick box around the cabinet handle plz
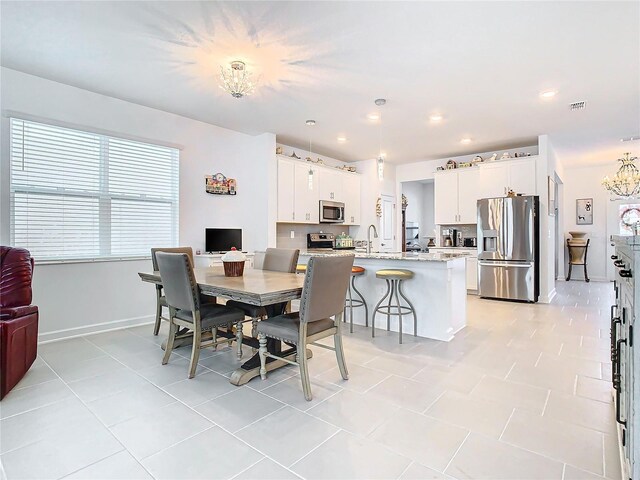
[615,338,627,425]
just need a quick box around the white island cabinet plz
[298,251,467,341]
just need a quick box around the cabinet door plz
[294,163,319,223]
[434,172,459,225]
[457,169,481,224]
[277,158,295,222]
[466,257,478,290]
[317,168,343,201]
[479,163,509,198]
[342,174,361,225]
[508,158,537,195]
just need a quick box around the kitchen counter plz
[299,250,467,341]
[303,250,469,262]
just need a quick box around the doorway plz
[379,194,395,252]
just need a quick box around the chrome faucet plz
[367,224,378,254]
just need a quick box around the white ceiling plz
[1,1,638,167]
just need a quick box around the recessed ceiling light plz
[337,136,347,143]
[460,138,472,144]
[367,113,380,121]
[540,90,557,98]
[305,119,316,126]
[430,114,443,123]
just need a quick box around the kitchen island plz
[298,250,467,341]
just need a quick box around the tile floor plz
[0,281,621,480]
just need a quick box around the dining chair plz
[257,254,354,401]
[150,247,195,336]
[226,248,300,359]
[155,252,245,378]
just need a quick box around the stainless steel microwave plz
[319,200,345,223]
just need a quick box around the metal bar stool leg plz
[398,279,418,337]
[347,279,354,333]
[386,279,393,332]
[393,279,404,344]
[351,276,368,327]
[372,279,392,338]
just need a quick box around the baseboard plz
[38,315,155,344]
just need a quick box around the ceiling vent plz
[569,101,586,111]
[621,136,640,142]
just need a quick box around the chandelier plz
[603,152,640,199]
[219,61,257,98]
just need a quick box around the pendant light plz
[306,120,316,190]
[375,98,386,180]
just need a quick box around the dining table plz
[138,266,306,386]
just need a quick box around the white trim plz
[38,315,154,343]
[3,110,184,151]
[35,256,150,266]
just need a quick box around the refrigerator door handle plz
[478,261,532,268]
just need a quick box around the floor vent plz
[569,101,586,111]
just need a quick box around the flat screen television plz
[205,228,242,253]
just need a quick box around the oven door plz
[319,201,344,223]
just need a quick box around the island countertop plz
[300,249,469,262]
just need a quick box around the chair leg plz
[372,279,392,338]
[352,276,368,327]
[227,323,234,347]
[251,317,260,354]
[212,327,219,350]
[162,322,177,365]
[154,300,162,336]
[398,280,418,337]
[236,321,244,359]
[188,329,201,379]
[298,341,313,401]
[258,333,268,380]
[334,316,349,380]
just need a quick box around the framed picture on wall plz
[548,176,556,216]
[576,198,593,225]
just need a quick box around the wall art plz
[205,173,237,195]
[576,198,593,225]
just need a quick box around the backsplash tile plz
[276,224,347,249]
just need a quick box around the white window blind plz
[10,118,179,261]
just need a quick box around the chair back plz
[156,252,199,312]
[263,248,300,273]
[0,246,34,308]
[151,247,194,271]
[299,255,354,324]
[253,251,266,270]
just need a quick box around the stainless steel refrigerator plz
[477,196,539,302]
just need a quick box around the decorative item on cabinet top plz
[205,173,237,195]
[376,197,382,217]
[446,159,457,170]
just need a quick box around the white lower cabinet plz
[429,248,478,291]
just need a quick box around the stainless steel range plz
[307,233,335,250]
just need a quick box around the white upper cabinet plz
[434,168,480,225]
[342,174,361,225]
[457,169,482,223]
[277,158,296,222]
[479,156,537,198]
[434,170,460,225]
[318,168,344,202]
[507,157,537,195]
[276,155,361,225]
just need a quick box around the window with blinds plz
[9,118,179,261]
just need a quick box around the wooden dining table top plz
[138,267,305,306]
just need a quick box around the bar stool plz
[345,266,368,333]
[372,269,417,344]
[296,264,307,274]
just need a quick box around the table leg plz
[228,301,312,386]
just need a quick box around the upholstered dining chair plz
[155,252,245,378]
[257,254,354,401]
[151,247,195,336]
[226,248,299,359]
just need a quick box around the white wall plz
[561,162,616,282]
[0,68,276,340]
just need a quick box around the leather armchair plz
[1,246,39,399]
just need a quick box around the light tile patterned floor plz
[0,281,621,479]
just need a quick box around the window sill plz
[36,256,150,266]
